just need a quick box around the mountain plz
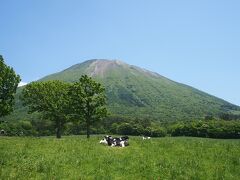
[34,59,239,121]
[2,59,239,123]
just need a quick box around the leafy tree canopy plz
[0,55,21,118]
[21,76,108,138]
[69,75,108,138]
[21,80,70,138]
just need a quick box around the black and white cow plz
[100,135,129,147]
[142,136,151,140]
[0,129,5,135]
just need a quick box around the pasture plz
[0,136,239,179]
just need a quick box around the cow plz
[100,135,129,147]
[0,129,5,135]
[142,136,151,140]
[112,136,129,147]
[99,135,111,146]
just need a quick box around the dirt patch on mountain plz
[88,60,127,77]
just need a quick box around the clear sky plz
[1,0,240,106]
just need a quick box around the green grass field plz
[0,136,239,179]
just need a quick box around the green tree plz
[21,81,70,138]
[117,123,133,135]
[0,55,21,118]
[69,75,108,138]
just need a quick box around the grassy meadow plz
[0,136,239,179]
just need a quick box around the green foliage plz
[20,76,107,138]
[68,75,108,138]
[0,136,240,179]
[150,127,167,137]
[21,81,70,138]
[219,112,240,120]
[0,55,21,118]
[2,110,240,139]
[0,120,37,136]
[170,120,240,138]
[101,116,166,137]
[117,123,133,135]
[38,59,240,121]
[30,116,55,136]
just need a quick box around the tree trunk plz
[86,118,90,139]
[56,120,61,139]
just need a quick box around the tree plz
[21,81,70,138]
[117,123,133,135]
[0,55,21,118]
[69,75,108,138]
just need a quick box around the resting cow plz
[0,129,5,135]
[100,135,129,147]
[142,136,151,140]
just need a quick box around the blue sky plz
[1,0,240,105]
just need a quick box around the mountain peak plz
[89,59,127,65]
[84,59,128,77]
[56,59,163,79]
[86,59,163,78]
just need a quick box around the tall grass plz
[0,136,239,179]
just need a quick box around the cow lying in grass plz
[100,135,129,147]
[142,136,151,140]
[0,129,5,135]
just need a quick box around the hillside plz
[38,59,239,120]
[2,59,240,122]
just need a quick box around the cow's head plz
[100,135,113,146]
[99,138,108,145]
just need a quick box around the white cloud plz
[18,81,28,87]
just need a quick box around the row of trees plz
[0,55,107,138]
[169,120,240,139]
[21,76,108,138]
[2,115,240,139]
